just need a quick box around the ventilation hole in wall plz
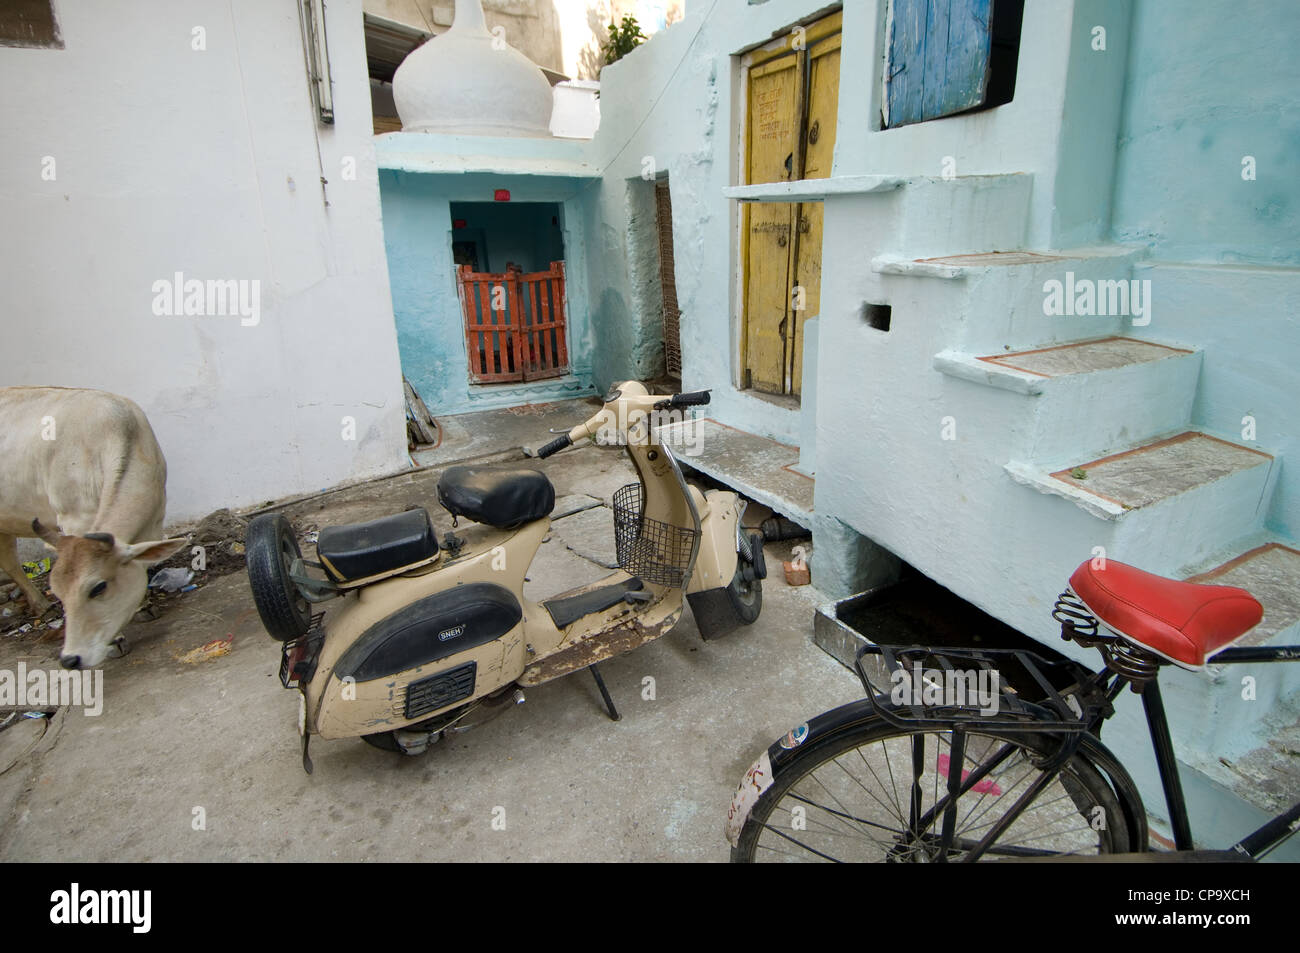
[862,303,891,332]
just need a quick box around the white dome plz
[393,0,554,137]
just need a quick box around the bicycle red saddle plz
[1069,559,1263,670]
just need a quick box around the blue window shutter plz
[886,0,994,128]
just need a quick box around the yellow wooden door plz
[741,12,841,398]
[742,52,801,394]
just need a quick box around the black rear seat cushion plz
[437,465,555,529]
[317,509,439,583]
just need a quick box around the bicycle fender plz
[725,698,881,847]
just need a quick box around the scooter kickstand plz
[589,664,620,722]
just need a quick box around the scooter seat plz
[437,465,555,529]
[317,509,439,583]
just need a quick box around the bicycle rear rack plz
[855,643,1110,732]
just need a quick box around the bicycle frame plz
[854,640,1300,861]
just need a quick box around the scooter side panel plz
[314,627,524,739]
[305,519,544,738]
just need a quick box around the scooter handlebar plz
[655,390,712,410]
[535,434,572,459]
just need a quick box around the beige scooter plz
[245,382,766,770]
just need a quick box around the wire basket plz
[611,483,698,587]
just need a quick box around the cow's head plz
[33,520,188,669]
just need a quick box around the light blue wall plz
[1110,1,1300,267]
[1111,0,1300,537]
[378,171,598,415]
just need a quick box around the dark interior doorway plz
[449,201,564,275]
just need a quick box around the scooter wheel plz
[361,731,403,753]
[725,564,762,624]
[245,513,312,642]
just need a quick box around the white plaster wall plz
[0,0,409,525]
[581,0,1120,445]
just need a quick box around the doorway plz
[451,202,569,383]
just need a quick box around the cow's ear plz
[31,519,61,549]
[119,536,191,565]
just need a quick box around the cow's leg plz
[0,532,49,613]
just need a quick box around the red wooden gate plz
[458,261,570,383]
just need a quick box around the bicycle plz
[726,557,1300,862]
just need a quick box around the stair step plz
[1052,432,1270,511]
[936,335,1198,397]
[874,245,1143,280]
[1159,542,1300,809]
[1186,542,1300,647]
[1007,431,1274,520]
[980,336,1192,378]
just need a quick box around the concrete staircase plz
[915,247,1299,834]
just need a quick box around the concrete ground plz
[0,415,860,862]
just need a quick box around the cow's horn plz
[32,519,59,543]
[85,532,116,547]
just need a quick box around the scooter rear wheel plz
[246,513,313,642]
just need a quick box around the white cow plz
[0,387,187,669]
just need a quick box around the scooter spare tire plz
[245,513,312,642]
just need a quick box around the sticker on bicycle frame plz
[725,750,773,847]
[779,723,809,749]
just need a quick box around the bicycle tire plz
[732,714,1141,862]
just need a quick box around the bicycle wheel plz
[733,719,1133,862]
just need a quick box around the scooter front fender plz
[686,488,741,594]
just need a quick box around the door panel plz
[747,55,801,184]
[740,13,841,398]
[743,53,800,393]
[789,32,840,395]
[743,202,794,393]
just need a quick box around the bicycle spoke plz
[745,724,1124,863]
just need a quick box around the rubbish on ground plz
[303,531,319,544]
[177,635,233,664]
[149,568,195,592]
[22,711,48,720]
[404,376,440,448]
[47,618,63,630]
[22,558,51,578]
